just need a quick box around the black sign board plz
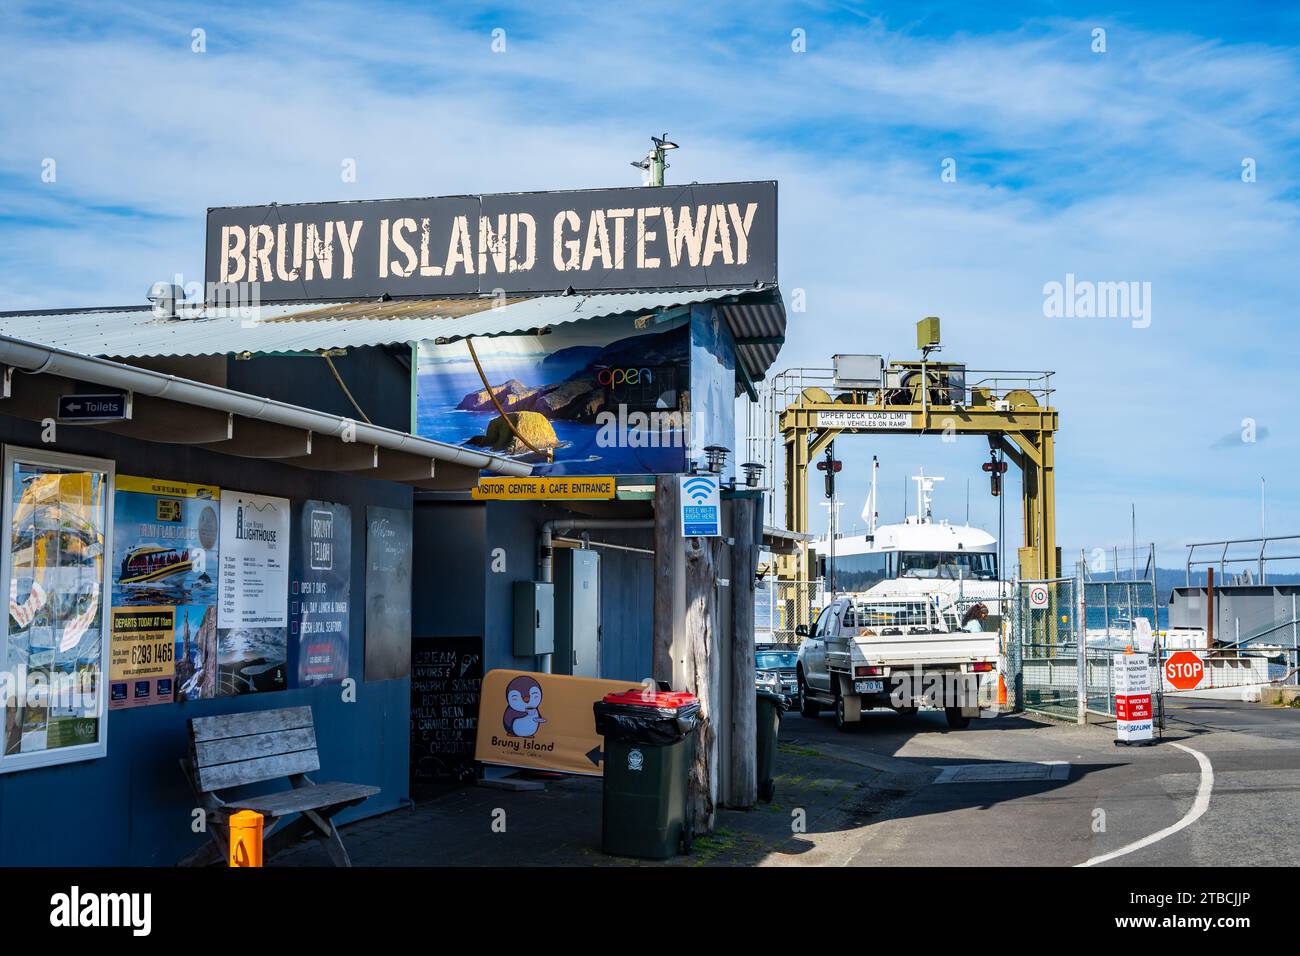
[205,181,777,302]
[57,393,130,422]
[292,500,351,686]
[364,506,412,682]
[410,636,482,787]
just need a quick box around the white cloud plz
[1,0,1297,554]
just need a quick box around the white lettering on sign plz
[816,410,913,430]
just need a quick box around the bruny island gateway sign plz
[204,181,777,301]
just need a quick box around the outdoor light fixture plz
[631,133,679,186]
[741,461,765,487]
[704,445,730,474]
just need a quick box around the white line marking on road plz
[1077,742,1213,867]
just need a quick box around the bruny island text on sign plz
[205,182,777,301]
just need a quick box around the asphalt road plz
[778,697,1300,866]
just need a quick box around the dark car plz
[755,645,800,703]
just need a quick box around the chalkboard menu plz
[410,635,483,787]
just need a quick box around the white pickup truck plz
[795,595,998,730]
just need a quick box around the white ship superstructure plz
[815,461,1009,608]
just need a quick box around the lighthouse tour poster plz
[217,491,290,695]
[415,311,691,477]
[110,476,220,706]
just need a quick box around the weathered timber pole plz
[683,531,721,832]
[653,475,680,685]
[728,495,757,808]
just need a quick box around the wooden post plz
[653,476,680,685]
[729,495,758,808]
[683,532,721,833]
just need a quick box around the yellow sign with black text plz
[474,669,639,776]
[109,606,175,709]
[471,476,616,501]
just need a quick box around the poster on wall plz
[4,460,109,758]
[364,506,412,683]
[217,491,289,695]
[108,607,174,708]
[110,476,220,706]
[415,312,690,477]
[293,500,351,686]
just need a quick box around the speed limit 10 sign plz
[1028,585,1050,609]
[1164,651,1205,690]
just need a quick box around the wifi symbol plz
[682,476,716,503]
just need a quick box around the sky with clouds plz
[1,1,1297,570]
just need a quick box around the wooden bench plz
[179,705,380,867]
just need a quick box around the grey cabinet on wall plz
[554,548,600,677]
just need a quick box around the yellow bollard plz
[228,810,264,867]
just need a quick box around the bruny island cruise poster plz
[110,476,220,706]
[415,311,690,476]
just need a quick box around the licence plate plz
[854,680,884,694]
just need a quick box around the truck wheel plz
[945,706,971,729]
[834,691,853,732]
[798,671,820,718]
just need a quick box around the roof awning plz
[0,286,786,384]
[763,525,814,554]
[0,334,531,488]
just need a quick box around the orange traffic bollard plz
[997,673,1008,707]
[228,810,264,867]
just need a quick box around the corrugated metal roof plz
[0,286,786,381]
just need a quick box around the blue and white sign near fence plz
[679,474,721,537]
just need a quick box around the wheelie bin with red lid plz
[593,689,701,859]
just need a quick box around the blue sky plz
[1,1,1298,569]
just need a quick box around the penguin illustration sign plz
[502,674,547,737]
[475,669,633,776]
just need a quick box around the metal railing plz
[1185,534,1300,586]
[747,364,1054,527]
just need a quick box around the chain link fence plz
[1016,579,1079,720]
[755,576,825,646]
[1011,577,1166,726]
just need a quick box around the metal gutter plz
[0,334,531,477]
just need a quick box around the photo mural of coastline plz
[415,312,690,476]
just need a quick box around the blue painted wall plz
[0,414,412,866]
[688,304,738,481]
[412,500,654,682]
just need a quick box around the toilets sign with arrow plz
[58,392,131,423]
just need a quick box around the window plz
[812,605,832,638]
[898,551,998,581]
[828,551,888,591]
[0,447,113,773]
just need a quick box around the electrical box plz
[832,354,884,389]
[917,316,941,350]
[555,548,600,677]
[513,581,554,657]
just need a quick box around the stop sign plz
[1164,651,1205,690]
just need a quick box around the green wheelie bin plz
[593,689,701,859]
[755,690,789,803]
